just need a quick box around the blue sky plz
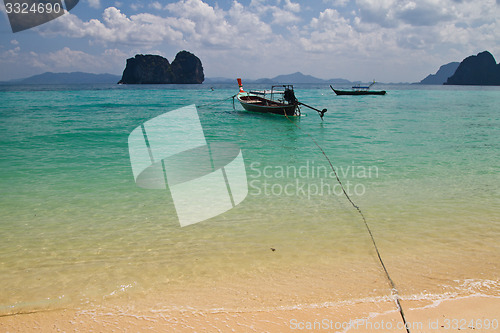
[1,0,499,82]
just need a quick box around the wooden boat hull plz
[332,88,386,96]
[237,93,297,116]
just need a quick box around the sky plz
[0,0,499,82]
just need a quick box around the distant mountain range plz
[205,72,354,84]
[0,72,121,85]
[4,53,499,86]
[2,71,358,85]
[419,62,460,84]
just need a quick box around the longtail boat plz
[236,78,327,119]
[330,82,386,96]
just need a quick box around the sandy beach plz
[1,295,499,332]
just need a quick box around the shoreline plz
[1,294,499,332]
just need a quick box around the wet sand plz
[1,295,499,332]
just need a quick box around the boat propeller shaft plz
[298,102,327,120]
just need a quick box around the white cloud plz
[39,7,185,46]
[354,0,498,30]
[249,0,302,25]
[88,0,101,9]
[393,0,454,26]
[166,0,221,21]
[130,3,143,11]
[305,0,500,55]
[2,46,21,58]
[0,46,127,79]
[325,0,351,7]
[301,9,358,53]
[150,1,163,10]
[355,0,398,27]
[284,0,301,12]
[39,0,278,50]
[271,6,301,25]
[103,48,128,57]
[293,0,500,81]
[166,0,234,46]
[8,0,498,82]
[45,47,98,70]
[227,1,272,37]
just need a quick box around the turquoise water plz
[1,84,499,314]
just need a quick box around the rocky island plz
[445,51,500,85]
[118,51,204,84]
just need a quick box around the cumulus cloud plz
[284,0,301,12]
[393,1,454,26]
[39,7,185,45]
[302,0,499,53]
[11,0,499,82]
[165,0,233,46]
[0,46,128,80]
[353,0,388,26]
[39,0,279,51]
[354,0,455,28]
[301,9,357,52]
[354,0,498,30]
[293,0,499,80]
[45,47,98,70]
[271,6,301,24]
[248,0,301,25]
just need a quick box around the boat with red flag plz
[236,78,327,119]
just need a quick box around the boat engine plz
[283,88,298,105]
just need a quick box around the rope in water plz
[283,110,411,333]
[197,94,237,109]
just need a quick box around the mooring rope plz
[197,94,237,109]
[283,111,411,333]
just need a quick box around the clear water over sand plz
[1,84,499,314]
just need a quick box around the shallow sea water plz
[0,83,499,314]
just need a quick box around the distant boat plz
[236,78,327,119]
[330,82,386,95]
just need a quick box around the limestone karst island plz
[118,51,204,84]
